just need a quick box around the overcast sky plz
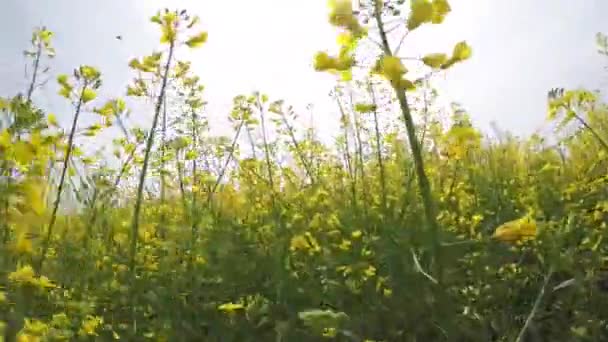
[1,0,607,145]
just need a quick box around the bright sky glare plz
[1,0,607,144]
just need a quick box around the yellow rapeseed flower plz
[338,239,352,251]
[79,315,103,336]
[14,232,33,254]
[290,235,310,251]
[8,265,37,284]
[218,302,245,313]
[492,216,537,244]
[328,0,355,27]
[17,333,41,342]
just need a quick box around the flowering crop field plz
[1,1,608,341]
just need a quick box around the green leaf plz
[115,98,126,112]
[398,78,417,91]
[185,150,198,160]
[187,16,200,29]
[0,97,8,110]
[150,14,162,25]
[354,103,377,113]
[185,31,208,48]
[84,123,102,136]
[82,88,97,103]
[298,309,349,335]
[129,58,142,70]
[47,113,59,127]
[422,53,448,68]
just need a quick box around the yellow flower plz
[17,319,48,342]
[363,265,377,279]
[336,265,353,277]
[79,315,103,336]
[8,265,36,284]
[8,265,55,290]
[336,31,354,46]
[113,233,128,247]
[328,0,358,30]
[313,51,337,71]
[195,256,207,265]
[290,233,321,255]
[338,239,352,251]
[36,276,56,289]
[374,56,414,89]
[17,333,41,342]
[14,233,33,254]
[290,235,310,251]
[492,216,537,243]
[322,327,338,338]
[115,264,128,273]
[218,302,245,313]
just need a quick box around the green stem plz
[368,81,387,212]
[26,39,42,102]
[38,81,88,272]
[159,96,168,237]
[515,267,554,342]
[129,40,175,274]
[207,120,244,204]
[335,93,358,212]
[278,110,316,184]
[373,7,442,282]
[575,113,608,153]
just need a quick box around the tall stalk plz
[129,40,175,273]
[372,7,442,281]
[38,79,90,272]
[277,108,316,184]
[26,37,42,102]
[189,106,199,270]
[335,93,358,212]
[349,90,370,216]
[207,120,244,204]
[159,96,168,236]
[368,81,388,212]
[258,95,276,196]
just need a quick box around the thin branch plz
[411,249,438,285]
[515,266,554,342]
[393,31,411,56]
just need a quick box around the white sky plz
[137,0,346,141]
[1,0,607,145]
[134,0,490,140]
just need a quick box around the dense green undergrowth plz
[1,1,608,341]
